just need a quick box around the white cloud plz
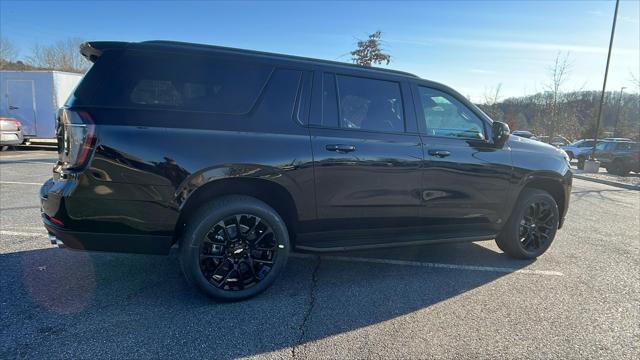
[389,37,638,55]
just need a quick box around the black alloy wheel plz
[518,201,555,252]
[496,188,559,259]
[199,214,280,291]
[180,195,290,301]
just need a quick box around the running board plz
[294,235,496,253]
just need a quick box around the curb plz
[573,174,640,191]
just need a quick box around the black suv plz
[41,41,572,301]
[594,140,640,176]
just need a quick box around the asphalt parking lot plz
[1,148,639,359]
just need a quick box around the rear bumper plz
[40,178,173,255]
[0,130,24,146]
[42,214,172,254]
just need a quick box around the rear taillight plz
[0,117,21,130]
[57,109,96,170]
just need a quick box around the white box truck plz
[0,70,82,143]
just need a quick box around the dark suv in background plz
[41,41,572,301]
[594,140,640,176]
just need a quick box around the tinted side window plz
[417,87,486,140]
[336,75,404,132]
[75,50,273,114]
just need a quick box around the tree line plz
[1,37,89,73]
[478,89,639,141]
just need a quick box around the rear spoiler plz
[80,41,129,62]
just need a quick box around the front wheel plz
[179,195,290,301]
[496,189,559,259]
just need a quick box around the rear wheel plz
[606,159,629,176]
[179,195,290,301]
[577,156,586,170]
[496,189,559,259]
[0,146,8,151]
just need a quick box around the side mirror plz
[492,121,510,147]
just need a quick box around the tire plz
[179,195,290,301]
[496,188,559,259]
[577,156,586,170]
[565,151,574,160]
[606,159,629,176]
[0,146,8,151]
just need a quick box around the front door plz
[303,73,423,248]
[412,85,512,237]
[7,80,36,136]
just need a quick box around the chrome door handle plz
[8,106,19,110]
[326,144,356,153]
[428,149,451,158]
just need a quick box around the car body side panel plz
[418,136,513,234]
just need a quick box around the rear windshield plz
[73,50,273,114]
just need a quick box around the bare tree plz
[480,83,504,121]
[0,37,19,62]
[542,52,572,140]
[27,38,89,73]
[351,31,391,67]
[483,83,502,105]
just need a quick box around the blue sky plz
[1,0,638,101]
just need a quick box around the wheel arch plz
[519,173,570,228]
[173,176,300,246]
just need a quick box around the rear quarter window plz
[74,50,273,114]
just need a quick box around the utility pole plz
[590,0,620,159]
[613,86,626,137]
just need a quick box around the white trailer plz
[0,70,83,141]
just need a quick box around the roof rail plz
[140,40,420,78]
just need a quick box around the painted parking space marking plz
[0,181,43,186]
[292,253,563,276]
[1,230,46,237]
[0,160,56,165]
[0,231,563,276]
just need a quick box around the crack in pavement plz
[291,256,321,359]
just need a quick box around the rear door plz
[304,72,423,247]
[412,84,512,237]
[7,79,36,136]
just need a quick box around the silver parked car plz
[0,117,24,150]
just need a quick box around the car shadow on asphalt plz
[1,242,532,359]
[571,188,629,203]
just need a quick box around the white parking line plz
[292,253,563,276]
[0,230,563,276]
[0,181,43,186]
[0,230,46,237]
[0,160,55,165]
